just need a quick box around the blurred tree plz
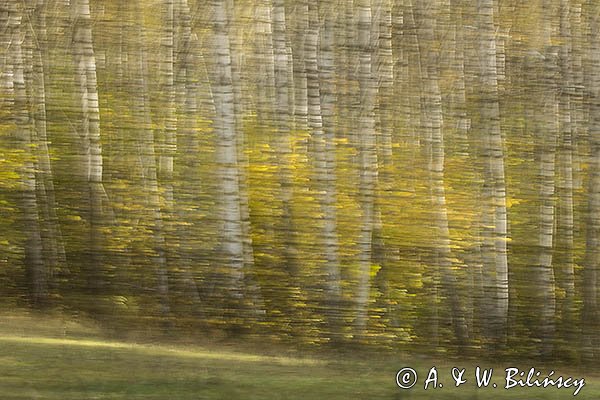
[8,1,48,306]
[555,0,576,351]
[71,0,109,300]
[354,0,378,338]
[211,0,251,308]
[477,0,509,345]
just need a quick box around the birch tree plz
[71,0,109,296]
[173,0,203,313]
[537,46,559,357]
[26,0,67,281]
[374,0,393,165]
[130,0,170,316]
[317,0,342,333]
[291,1,309,130]
[415,0,467,346]
[555,0,576,346]
[212,0,246,301]
[271,0,305,318]
[477,0,509,343]
[354,0,378,337]
[8,1,47,306]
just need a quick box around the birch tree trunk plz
[537,45,559,358]
[254,0,275,124]
[291,0,309,130]
[375,0,393,165]
[131,0,170,317]
[370,0,394,335]
[416,0,467,346]
[448,0,471,152]
[271,0,305,321]
[569,2,585,191]
[72,0,107,296]
[317,0,342,335]
[212,0,246,301]
[305,0,341,324]
[335,0,354,144]
[354,0,378,338]
[555,0,576,350]
[8,2,47,306]
[402,0,424,182]
[477,0,509,344]
[27,0,67,282]
[173,0,203,314]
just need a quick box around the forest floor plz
[0,312,597,399]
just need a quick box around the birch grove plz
[2,0,600,360]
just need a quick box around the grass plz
[0,313,597,399]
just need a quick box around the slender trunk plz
[153,0,178,316]
[371,1,393,327]
[447,0,473,338]
[254,0,275,123]
[317,0,342,335]
[569,1,584,191]
[272,0,305,319]
[212,0,245,300]
[335,0,354,144]
[537,46,559,358]
[478,0,508,344]
[291,0,309,130]
[9,2,47,307]
[416,0,467,347]
[27,1,67,283]
[227,2,261,310]
[402,0,423,190]
[555,0,575,349]
[375,0,393,166]
[132,0,170,317]
[306,0,339,316]
[449,0,470,153]
[414,0,439,346]
[354,0,378,338]
[72,0,107,298]
[174,0,203,313]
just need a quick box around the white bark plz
[292,0,309,129]
[72,0,103,187]
[254,0,275,120]
[537,47,559,355]
[478,0,508,341]
[212,0,245,298]
[273,0,300,276]
[72,0,108,296]
[355,0,378,337]
[416,0,467,345]
[318,0,342,326]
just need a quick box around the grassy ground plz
[0,313,597,399]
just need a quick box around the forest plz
[2,0,600,370]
